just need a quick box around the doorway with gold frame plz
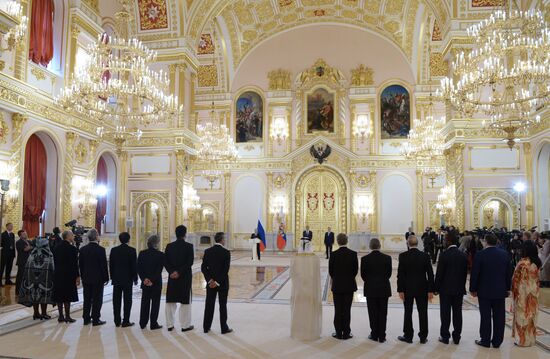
[295,167,347,251]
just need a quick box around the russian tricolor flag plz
[276,224,287,251]
[257,218,266,252]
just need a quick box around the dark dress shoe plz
[438,337,449,344]
[342,333,353,340]
[332,333,342,339]
[65,317,76,323]
[92,320,106,326]
[204,328,210,333]
[368,334,378,342]
[181,325,194,332]
[167,327,174,332]
[221,328,233,334]
[150,324,162,330]
[492,344,500,349]
[121,322,134,328]
[58,316,65,323]
[397,336,413,344]
[115,323,121,328]
[420,338,428,344]
[452,338,460,345]
[379,338,386,343]
[83,320,91,326]
[33,315,42,320]
[42,314,51,320]
[475,340,490,348]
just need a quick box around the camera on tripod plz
[64,219,92,248]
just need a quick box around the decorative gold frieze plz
[429,52,448,77]
[268,69,291,90]
[197,64,218,87]
[350,64,374,87]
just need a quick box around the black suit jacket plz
[109,243,137,286]
[329,246,358,293]
[79,242,109,285]
[201,244,231,290]
[434,246,467,295]
[302,230,313,240]
[324,232,334,246]
[15,238,32,267]
[397,248,434,296]
[469,246,512,299]
[1,231,15,258]
[361,250,392,298]
[137,248,165,289]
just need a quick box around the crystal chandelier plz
[196,23,238,183]
[182,184,201,212]
[401,94,446,187]
[0,1,27,52]
[56,2,180,140]
[439,5,549,149]
[436,184,456,217]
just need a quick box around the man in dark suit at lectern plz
[303,226,313,241]
[324,227,334,259]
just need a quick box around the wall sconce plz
[354,194,373,223]
[270,194,287,223]
[0,161,18,210]
[72,176,97,219]
[0,1,27,52]
[182,184,201,218]
[270,116,289,145]
[353,114,372,143]
[202,169,221,190]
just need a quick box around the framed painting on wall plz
[307,87,335,133]
[236,91,263,143]
[380,84,410,139]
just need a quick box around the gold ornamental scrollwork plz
[75,141,88,164]
[350,64,374,87]
[0,113,8,144]
[268,69,292,91]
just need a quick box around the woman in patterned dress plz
[18,237,55,320]
[511,240,542,347]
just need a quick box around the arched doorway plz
[480,199,512,229]
[137,201,161,251]
[295,167,347,251]
[95,152,117,234]
[22,132,59,238]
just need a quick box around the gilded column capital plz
[89,140,99,158]
[71,25,81,39]
[11,113,27,138]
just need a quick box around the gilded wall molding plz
[5,113,26,228]
[62,132,78,225]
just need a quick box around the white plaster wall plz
[379,173,413,250]
[232,175,264,244]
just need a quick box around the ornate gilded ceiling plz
[186,0,451,68]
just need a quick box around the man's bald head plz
[407,235,418,248]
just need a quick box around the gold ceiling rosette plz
[439,4,549,148]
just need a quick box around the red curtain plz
[28,0,54,66]
[95,157,108,233]
[23,134,47,238]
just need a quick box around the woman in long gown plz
[18,237,55,320]
[511,240,541,347]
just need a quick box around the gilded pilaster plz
[266,172,273,230]
[13,0,28,80]
[453,143,465,229]
[117,145,128,232]
[223,172,231,235]
[523,143,534,227]
[5,114,27,227]
[416,170,424,231]
[67,25,81,81]
[189,73,197,130]
[62,132,78,225]
[178,64,187,128]
[175,150,185,226]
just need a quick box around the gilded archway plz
[130,191,170,250]
[471,189,519,230]
[295,166,347,251]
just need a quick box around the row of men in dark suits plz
[75,225,233,334]
[329,232,511,348]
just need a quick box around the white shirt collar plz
[447,245,457,249]
[214,242,224,247]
